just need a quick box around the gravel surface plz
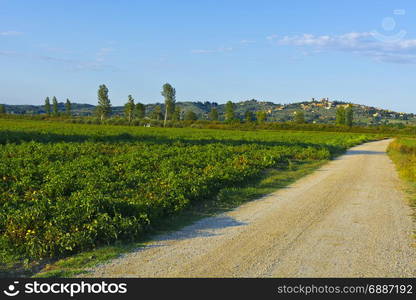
[84,139,416,277]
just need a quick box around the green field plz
[0,119,379,267]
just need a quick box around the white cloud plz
[266,34,278,41]
[270,32,416,64]
[0,31,22,36]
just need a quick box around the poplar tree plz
[345,104,353,127]
[225,101,235,121]
[161,83,176,126]
[124,95,135,124]
[336,106,346,125]
[97,84,111,121]
[52,96,58,116]
[65,98,72,116]
[44,97,51,115]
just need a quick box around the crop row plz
[0,119,376,259]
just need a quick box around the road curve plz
[85,139,416,277]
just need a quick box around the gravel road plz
[85,139,416,277]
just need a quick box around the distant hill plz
[2,98,415,125]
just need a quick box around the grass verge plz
[388,139,416,216]
[25,159,326,278]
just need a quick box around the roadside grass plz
[29,159,326,278]
[387,138,416,223]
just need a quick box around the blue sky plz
[1,0,416,113]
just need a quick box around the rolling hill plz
[2,98,415,125]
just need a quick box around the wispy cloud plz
[266,34,279,41]
[37,44,73,55]
[32,44,116,70]
[269,32,416,64]
[72,61,118,72]
[191,46,233,54]
[0,50,17,56]
[95,47,113,62]
[0,49,118,71]
[47,50,118,71]
[0,31,23,36]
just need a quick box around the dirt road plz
[86,139,416,277]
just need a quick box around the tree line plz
[0,83,353,126]
[43,96,72,116]
[94,84,353,126]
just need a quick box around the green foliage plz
[135,103,145,119]
[336,106,346,125]
[294,111,305,124]
[150,105,163,120]
[161,83,176,125]
[225,101,235,121]
[184,110,197,121]
[124,95,135,124]
[0,104,5,114]
[0,119,376,260]
[65,99,71,116]
[209,108,219,121]
[172,107,181,121]
[52,97,58,116]
[44,97,51,115]
[244,110,255,122]
[96,85,111,121]
[345,105,353,127]
[256,111,267,123]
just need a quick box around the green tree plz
[209,107,219,121]
[345,104,353,127]
[0,104,5,114]
[172,106,181,121]
[52,96,58,116]
[336,106,346,125]
[151,105,163,120]
[225,101,235,121]
[256,111,267,123]
[44,97,51,115]
[244,110,255,122]
[135,103,146,119]
[294,110,305,124]
[65,98,71,116]
[184,110,197,121]
[96,84,111,121]
[161,83,176,126]
[124,95,135,124]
